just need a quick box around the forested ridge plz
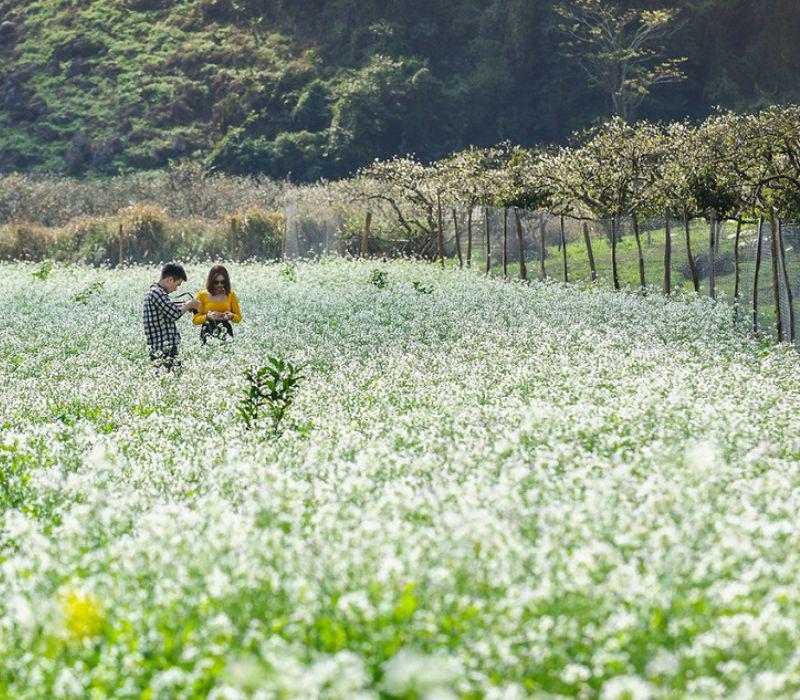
[1,0,799,180]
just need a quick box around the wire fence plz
[285,204,800,345]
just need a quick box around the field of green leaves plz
[3,259,800,699]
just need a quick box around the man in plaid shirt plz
[143,263,199,370]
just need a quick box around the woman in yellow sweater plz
[193,265,242,344]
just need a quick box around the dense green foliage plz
[1,0,799,180]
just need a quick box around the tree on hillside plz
[554,0,687,121]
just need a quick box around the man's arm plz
[150,288,184,320]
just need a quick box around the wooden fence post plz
[582,221,596,282]
[502,207,508,278]
[777,216,796,343]
[684,208,699,292]
[632,212,645,290]
[360,211,372,258]
[452,208,463,268]
[466,206,473,268]
[484,206,491,275]
[733,218,742,301]
[118,223,124,267]
[610,216,620,290]
[436,193,445,268]
[539,213,546,280]
[514,208,527,281]
[752,216,764,334]
[769,208,783,341]
[708,211,716,299]
[663,213,672,295]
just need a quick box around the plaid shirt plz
[143,282,184,353]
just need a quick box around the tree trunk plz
[452,208,463,268]
[753,216,764,334]
[663,212,671,295]
[708,211,716,300]
[360,211,372,258]
[502,207,508,278]
[611,216,620,290]
[582,221,596,282]
[436,193,445,268]
[683,208,699,292]
[230,217,238,262]
[118,223,124,267]
[733,218,742,301]
[514,208,527,281]
[769,209,783,342]
[539,213,547,279]
[560,214,568,283]
[466,206,473,268]
[631,212,646,290]
[484,206,491,275]
[777,216,796,343]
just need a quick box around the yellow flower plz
[60,588,104,641]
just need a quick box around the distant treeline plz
[0,0,799,180]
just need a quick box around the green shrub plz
[0,223,66,261]
[233,209,285,259]
[172,219,229,261]
[70,217,117,265]
[118,205,171,261]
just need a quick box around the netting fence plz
[284,203,800,345]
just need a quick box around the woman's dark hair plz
[206,265,231,294]
[161,262,187,281]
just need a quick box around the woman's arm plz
[230,291,242,323]
[192,292,207,324]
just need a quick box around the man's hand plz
[182,299,200,313]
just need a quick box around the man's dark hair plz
[160,263,187,281]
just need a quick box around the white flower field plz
[2,259,800,699]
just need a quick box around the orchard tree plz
[731,107,800,340]
[556,119,654,290]
[539,147,599,282]
[457,144,514,275]
[689,114,746,300]
[348,156,439,258]
[658,121,705,292]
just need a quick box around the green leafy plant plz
[73,279,105,303]
[412,280,433,294]
[370,268,388,288]
[238,356,304,434]
[31,260,54,281]
[281,262,298,282]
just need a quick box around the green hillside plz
[1,0,800,180]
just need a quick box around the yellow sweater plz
[193,290,242,325]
